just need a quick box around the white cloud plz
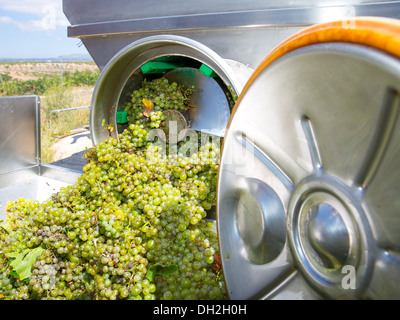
[0,15,13,24]
[0,0,69,32]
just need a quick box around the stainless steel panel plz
[0,96,82,222]
[64,0,400,71]
[63,0,398,25]
[75,27,305,72]
[0,164,81,221]
[0,96,40,175]
[217,43,400,299]
[67,2,400,37]
[39,163,83,184]
[163,68,230,137]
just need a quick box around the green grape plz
[0,76,227,300]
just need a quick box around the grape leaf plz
[0,221,12,233]
[142,98,154,117]
[107,124,115,132]
[146,263,178,282]
[82,272,94,290]
[6,247,45,280]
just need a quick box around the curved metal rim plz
[226,16,400,131]
[89,34,244,146]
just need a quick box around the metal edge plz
[0,164,82,190]
[89,34,244,146]
[67,3,400,38]
[35,95,41,167]
[0,95,41,174]
[39,163,83,184]
[0,166,40,190]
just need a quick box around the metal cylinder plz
[89,34,250,145]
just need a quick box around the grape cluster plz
[0,77,227,300]
[124,77,193,127]
[149,111,164,129]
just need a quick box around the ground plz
[48,130,93,172]
[0,61,98,81]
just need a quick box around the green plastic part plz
[141,61,177,74]
[116,110,128,124]
[199,64,217,77]
[141,60,182,74]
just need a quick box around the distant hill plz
[0,54,93,62]
[58,54,94,62]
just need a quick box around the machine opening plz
[115,55,237,138]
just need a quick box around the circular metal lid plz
[217,18,400,300]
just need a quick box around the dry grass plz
[0,61,98,164]
[0,61,98,81]
[40,85,93,163]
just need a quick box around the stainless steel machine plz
[1,0,400,300]
[217,19,400,299]
[0,96,81,220]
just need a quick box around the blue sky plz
[0,0,90,59]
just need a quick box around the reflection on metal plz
[0,96,40,175]
[307,202,350,269]
[63,0,399,26]
[0,165,81,221]
[217,43,400,299]
[63,0,400,70]
[67,2,400,38]
[354,87,400,189]
[164,68,230,137]
[0,96,81,221]
[235,178,286,265]
[159,109,187,143]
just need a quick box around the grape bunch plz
[0,77,227,300]
[124,77,194,128]
[149,111,164,129]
